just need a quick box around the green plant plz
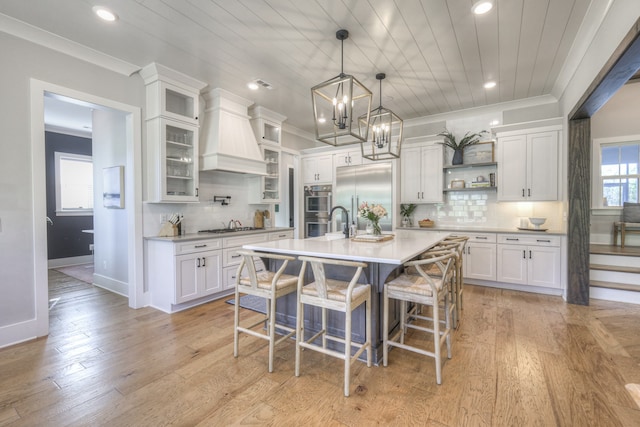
[400,203,417,218]
[438,129,488,151]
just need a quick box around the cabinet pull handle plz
[467,247,471,254]
[528,189,531,197]
[522,250,526,259]
[421,192,424,199]
[196,258,201,267]
[522,189,525,197]
[417,191,420,199]
[537,239,551,243]
[196,187,199,197]
[202,257,206,267]
[231,254,242,258]
[194,244,207,248]
[278,234,286,238]
[476,236,488,240]
[506,238,519,241]
[529,250,532,259]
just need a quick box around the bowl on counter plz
[528,217,547,229]
[418,219,435,228]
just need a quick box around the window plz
[55,152,94,215]
[593,137,639,209]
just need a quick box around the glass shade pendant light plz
[311,29,372,146]
[360,73,403,161]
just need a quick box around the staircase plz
[590,244,640,304]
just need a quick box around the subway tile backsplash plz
[410,192,565,230]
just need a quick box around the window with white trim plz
[592,137,639,209]
[55,152,94,215]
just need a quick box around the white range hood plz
[199,88,266,175]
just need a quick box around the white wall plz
[92,109,129,294]
[0,32,143,348]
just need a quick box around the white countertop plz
[243,230,451,265]
[397,225,566,236]
[145,227,294,242]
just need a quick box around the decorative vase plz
[402,217,409,227]
[367,220,382,235]
[452,149,463,165]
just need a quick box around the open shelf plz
[443,162,497,170]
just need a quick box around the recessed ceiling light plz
[247,82,259,90]
[93,6,118,22]
[484,81,497,89]
[489,120,500,126]
[472,1,493,15]
[318,117,326,124]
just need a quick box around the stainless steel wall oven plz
[304,185,332,237]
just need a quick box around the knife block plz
[158,222,178,237]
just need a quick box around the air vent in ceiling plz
[253,79,273,90]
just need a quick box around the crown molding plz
[0,12,140,76]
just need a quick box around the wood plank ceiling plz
[0,0,593,133]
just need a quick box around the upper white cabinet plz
[400,139,443,204]
[302,154,333,184]
[146,118,199,202]
[335,149,366,167]
[146,81,200,125]
[140,63,207,203]
[248,145,281,203]
[250,106,286,146]
[496,127,560,201]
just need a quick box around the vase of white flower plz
[359,202,387,236]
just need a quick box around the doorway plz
[30,79,144,338]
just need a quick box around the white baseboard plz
[0,318,39,349]
[93,274,128,297]
[48,255,93,269]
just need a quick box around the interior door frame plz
[30,79,144,337]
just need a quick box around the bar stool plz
[383,251,456,384]
[295,256,372,397]
[439,236,468,327]
[233,250,298,373]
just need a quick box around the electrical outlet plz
[161,214,167,223]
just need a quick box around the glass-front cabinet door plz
[248,146,280,203]
[146,117,199,202]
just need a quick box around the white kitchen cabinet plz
[147,238,223,312]
[497,130,559,201]
[302,154,333,184]
[145,80,200,125]
[497,234,561,288]
[145,117,199,203]
[175,250,222,303]
[250,105,286,146]
[462,233,497,281]
[335,149,367,167]
[248,145,280,203]
[141,63,207,203]
[401,142,443,203]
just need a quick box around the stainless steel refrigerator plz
[334,162,393,233]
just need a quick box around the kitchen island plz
[243,229,451,364]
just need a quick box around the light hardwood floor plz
[1,270,639,426]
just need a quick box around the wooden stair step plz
[590,280,640,292]
[590,244,640,257]
[590,263,640,274]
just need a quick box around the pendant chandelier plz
[360,73,403,161]
[311,29,372,146]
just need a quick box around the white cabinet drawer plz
[175,238,222,255]
[269,230,294,240]
[449,232,496,243]
[498,234,560,246]
[224,247,245,266]
[223,233,269,248]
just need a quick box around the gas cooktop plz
[198,227,263,234]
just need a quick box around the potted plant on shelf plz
[400,203,417,227]
[438,129,488,165]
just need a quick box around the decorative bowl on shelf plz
[528,217,547,229]
[418,219,435,228]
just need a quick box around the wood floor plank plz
[2,274,640,425]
